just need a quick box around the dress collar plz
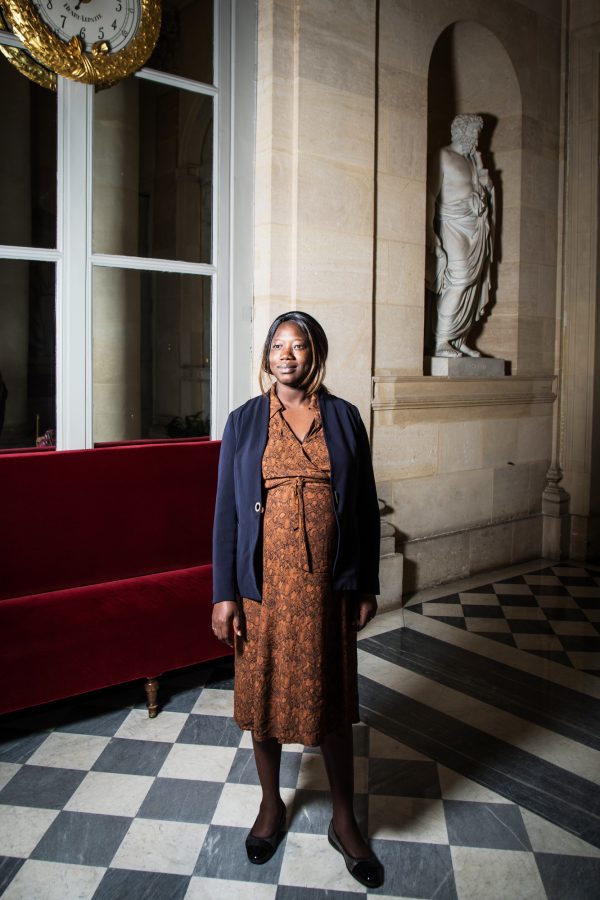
[268,384,319,418]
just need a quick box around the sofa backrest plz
[0,440,220,600]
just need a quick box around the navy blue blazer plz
[212,389,380,603]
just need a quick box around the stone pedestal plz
[425,357,506,377]
[379,520,404,617]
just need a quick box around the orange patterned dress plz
[234,386,360,746]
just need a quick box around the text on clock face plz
[34,1,142,53]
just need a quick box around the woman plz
[212,311,383,889]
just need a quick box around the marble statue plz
[426,114,495,358]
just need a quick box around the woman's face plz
[269,322,312,389]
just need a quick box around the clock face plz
[32,0,142,54]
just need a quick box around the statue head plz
[450,114,484,155]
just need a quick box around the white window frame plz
[0,0,256,449]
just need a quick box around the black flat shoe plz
[245,801,287,865]
[328,820,384,889]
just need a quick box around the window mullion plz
[56,78,92,450]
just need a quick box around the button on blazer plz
[212,389,380,603]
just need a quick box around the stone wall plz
[252,0,567,597]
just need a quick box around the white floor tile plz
[114,709,188,743]
[64,771,154,817]
[26,732,109,771]
[0,805,58,857]
[369,796,448,844]
[279,832,365,892]
[550,620,598,636]
[185,877,277,900]
[296,752,329,791]
[502,607,546,620]
[520,808,600,858]
[437,766,511,804]
[513,634,563,651]
[451,847,547,900]
[464,618,510,633]
[191,689,235,717]
[2,859,105,900]
[0,762,21,792]
[211,782,295,829]
[423,603,465,617]
[492,584,532,595]
[111,818,208,875]
[524,575,561,586]
[567,586,600,598]
[567,651,600,670]
[158,743,236,782]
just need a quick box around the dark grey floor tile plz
[544,607,587,621]
[352,722,369,757]
[535,853,600,900]
[437,617,468,629]
[137,777,223,824]
[92,739,171,776]
[228,748,301,789]
[0,729,51,764]
[507,620,554,634]
[370,839,457,899]
[56,706,131,737]
[288,789,367,836]
[93,868,190,900]
[0,856,25,895]
[557,576,598,586]
[369,759,441,798]
[444,801,531,850]
[496,595,537,606]
[528,650,573,666]
[276,888,360,900]
[156,686,204,714]
[194,824,284,883]
[30,811,131,866]
[205,660,235,690]
[0,765,85,809]
[558,635,600,651]
[461,605,505,618]
[534,585,570,596]
[497,576,528,584]
[177,714,243,747]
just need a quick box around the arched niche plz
[425,21,522,367]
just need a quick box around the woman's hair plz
[259,310,328,396]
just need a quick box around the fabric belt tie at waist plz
[265,475,330,572]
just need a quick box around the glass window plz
[147,0,214,84]
[0,55,57,249]
[0,260,56,449]
[92,79,213,264]
[92,267,211,443]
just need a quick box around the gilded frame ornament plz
[0,0,160,86]
[0,19,57,91]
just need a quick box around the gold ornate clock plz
[0,0,160,87]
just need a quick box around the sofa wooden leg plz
[144,677,159,718]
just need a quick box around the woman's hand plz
[355,593,378,631]
[212,601,242,646]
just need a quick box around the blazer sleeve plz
[354,409,381,595]
[212,412,238,603]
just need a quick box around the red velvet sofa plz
[0,440,230,717]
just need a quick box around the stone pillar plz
[0,64,31,438]
[551,10,600,559]
[92,80,141,442]
[253,0,377,423]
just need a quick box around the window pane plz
[0,260,56,449]
[0,55,57,249]
[92,267,211,443]
[147,0,213,85]
[93,79,213,264]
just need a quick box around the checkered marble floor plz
[407,563,600,674]
[2,562,600,899]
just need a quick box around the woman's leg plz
[321,725,370,858]
[251,734,283,836]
